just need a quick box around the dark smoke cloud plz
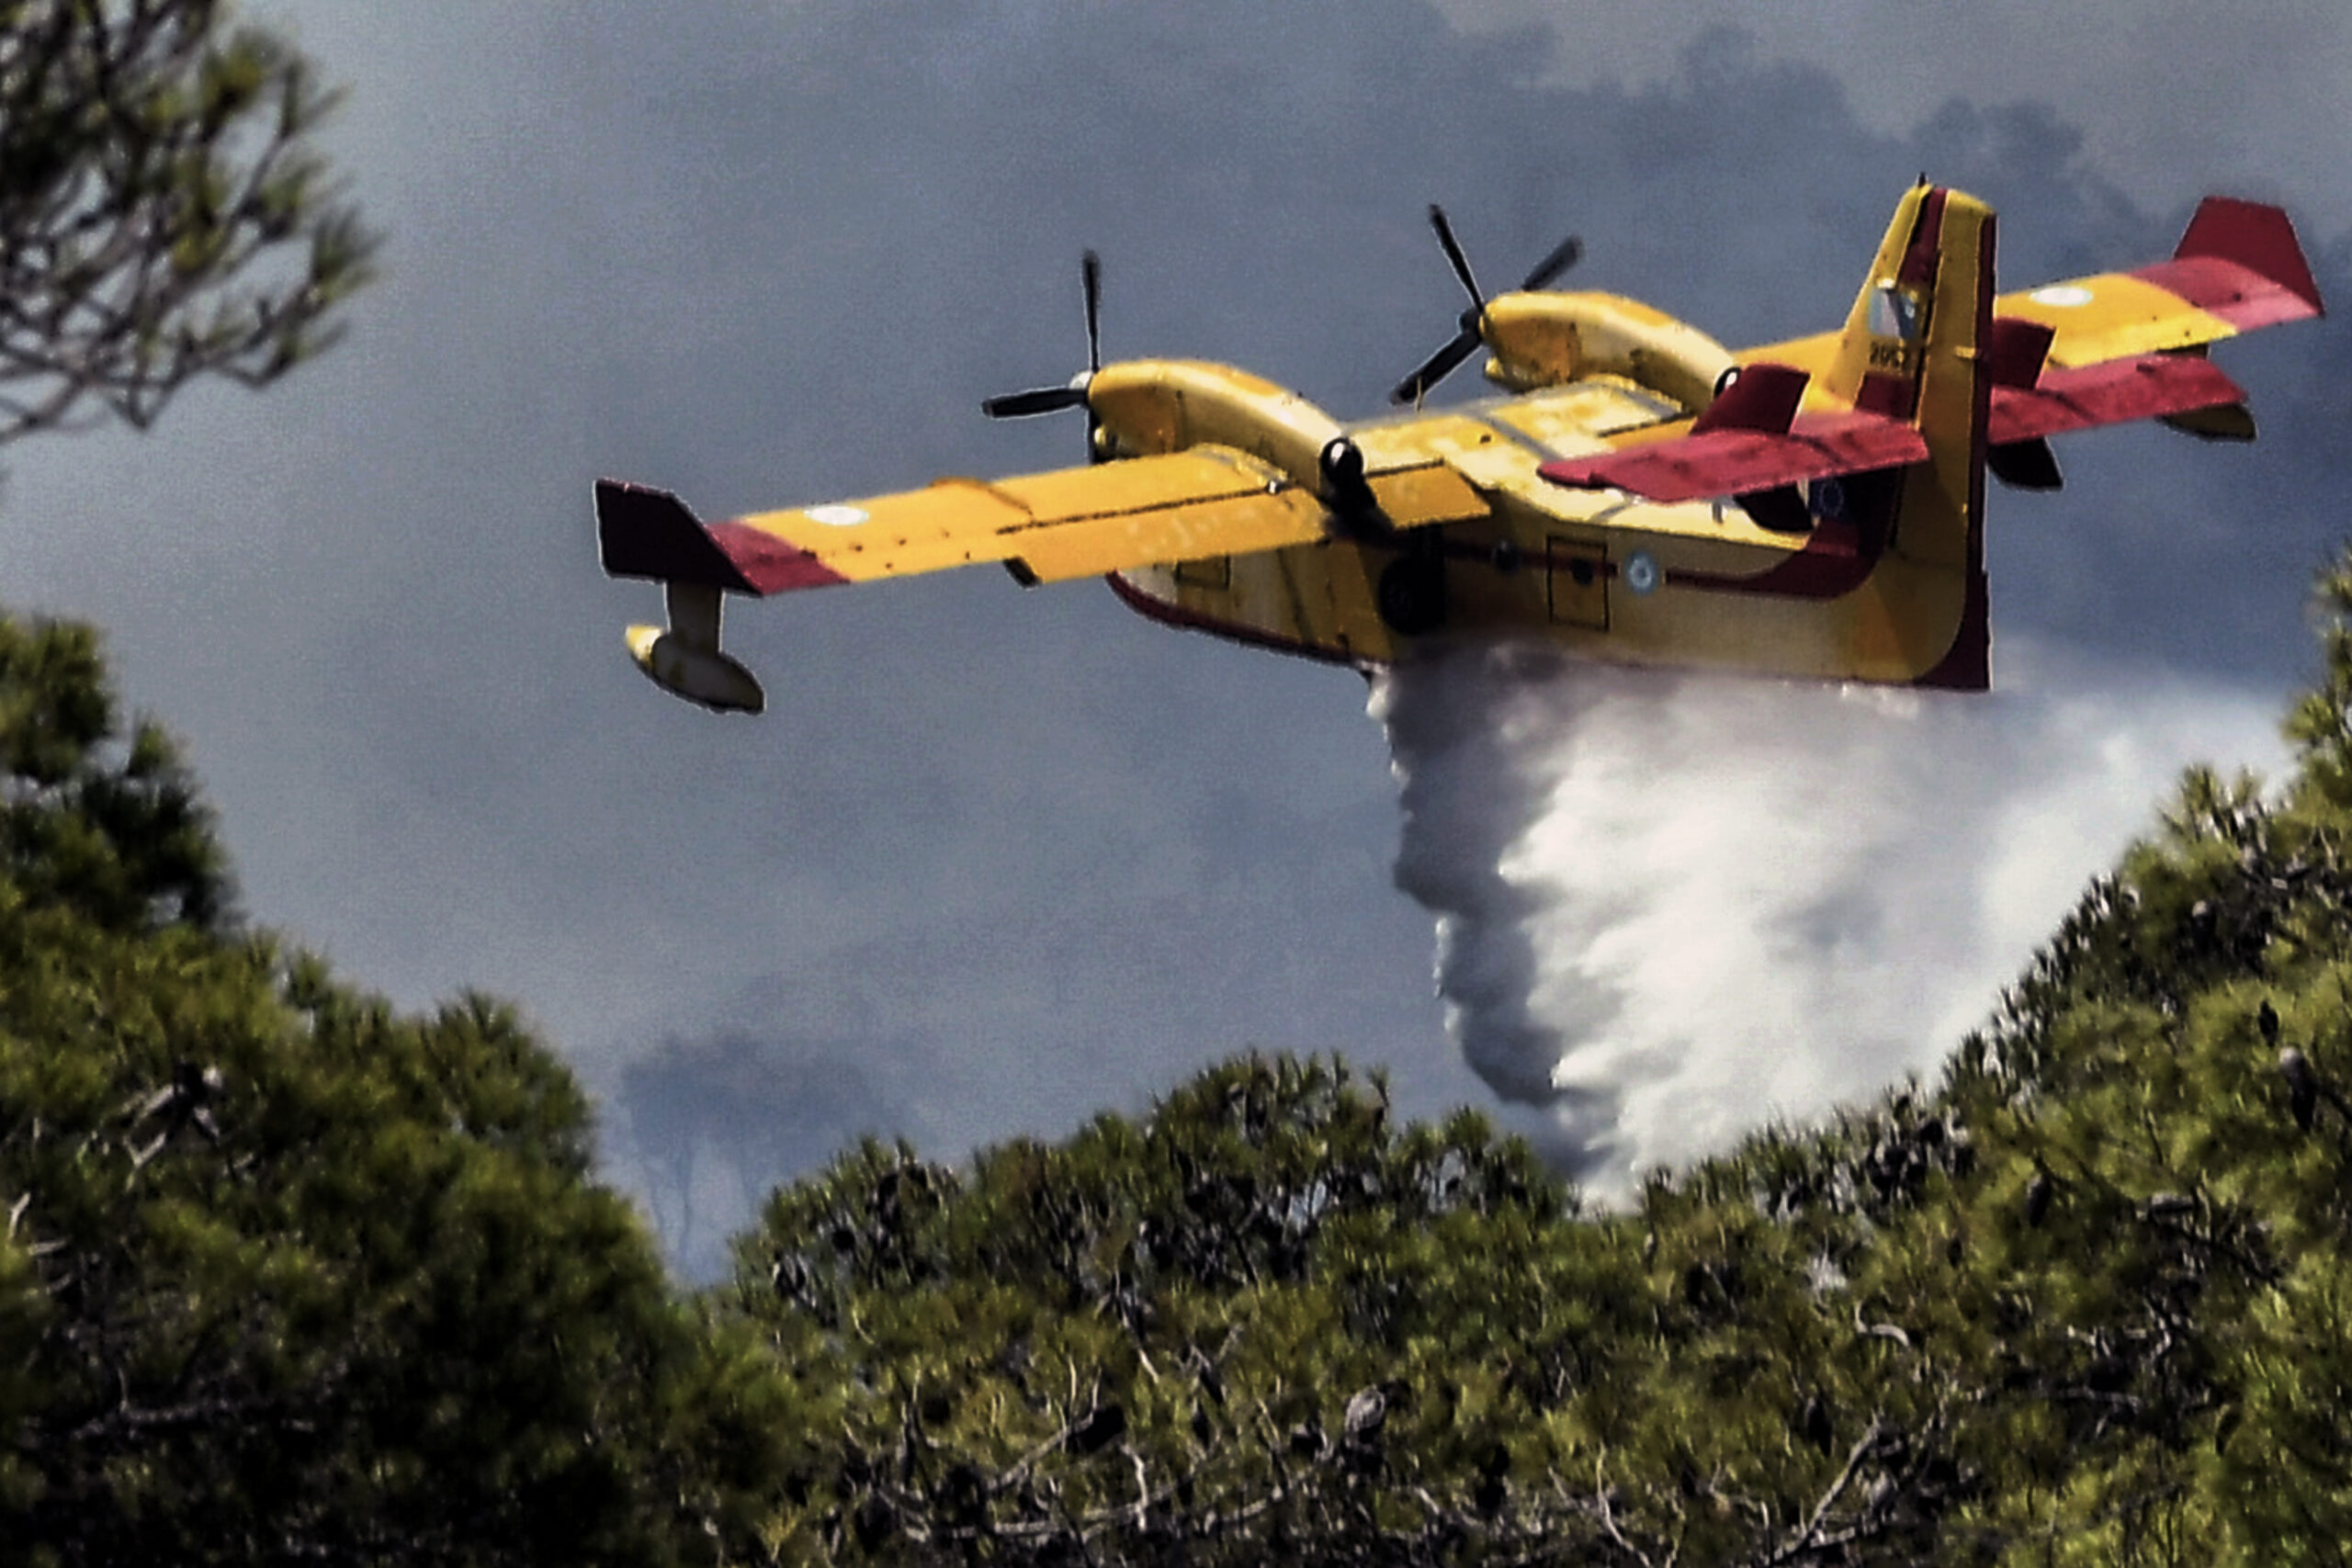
[3,3,2343,1252]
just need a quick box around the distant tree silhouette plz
[620,1030,906,1275]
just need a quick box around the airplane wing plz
[600,446,1329,598]
[599,442,1488,598]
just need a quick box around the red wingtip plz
[2176,197,2324,317]
[596,479,754,593]
[594,479,846,596]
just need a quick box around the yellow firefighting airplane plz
[596,184,2321,714]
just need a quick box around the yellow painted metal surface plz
[1363,462,1489,527]
[1111,185,1986,687]
[1991,273,2235,365]
[735,446,1319,584]
[1758,269,2242,378]
[1009,488,1327,583]
[1479,292,1736,412]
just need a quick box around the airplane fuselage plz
[1091,194,1991,687]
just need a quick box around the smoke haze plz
[6,1,2343,1265]
[1378,640,2282,1197]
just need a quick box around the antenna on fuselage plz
[1389,206,1582,406]
[982,251,1108,460]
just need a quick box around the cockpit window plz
[1869,282,1924,341]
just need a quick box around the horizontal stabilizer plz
[1539,407,1928,504]
[2160,401,2257,442]
[1984,318,2055,389]
[1987,354,2246,447]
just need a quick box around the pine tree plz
[707,557,2352,1564]
[0,616,797,1564]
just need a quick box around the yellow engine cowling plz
[1479,290,1737,413]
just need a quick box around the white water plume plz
[1374,638,2283,1200]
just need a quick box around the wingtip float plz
[597,186,2322,712]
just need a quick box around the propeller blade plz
[982,385,1089,419]
[1519,232,1584,293]
[1081,250,1102,374]
[1428,204,1485,314]
[1389,206,1578,404]
[1390,327,1482,406]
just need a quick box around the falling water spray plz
[1375,638,2278,1200]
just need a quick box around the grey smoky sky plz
[3,2,2346,1270]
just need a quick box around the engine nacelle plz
[625,582,765,714]
[1479,291,1736,413]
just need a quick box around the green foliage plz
[696,553,2352,1563]
[0,0,375,445]
[28,546,2352,1559]
[724,1055,1623,1562]
[9,416,2352,1563]
[0,616,227,931]
[0,612,788,1564]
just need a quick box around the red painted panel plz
[1103,572,1364,667]
[2169,196,2324,315]
[1692,363,1807,434]
[1851,370,1915,419]
[1987,355,2246,446]
[707,520,851,594]
[594,479,848,596]
[1984,317,2054,389]
[1899,187,1947,288]
[1539,410,1926,503]
[2135,255,2322,331]
[596,479,757,594]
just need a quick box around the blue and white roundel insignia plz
[1623,550,1661,596]
[804,504,869,527]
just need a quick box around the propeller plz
[983,250,1103,423]
[1389,206,1581,406]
